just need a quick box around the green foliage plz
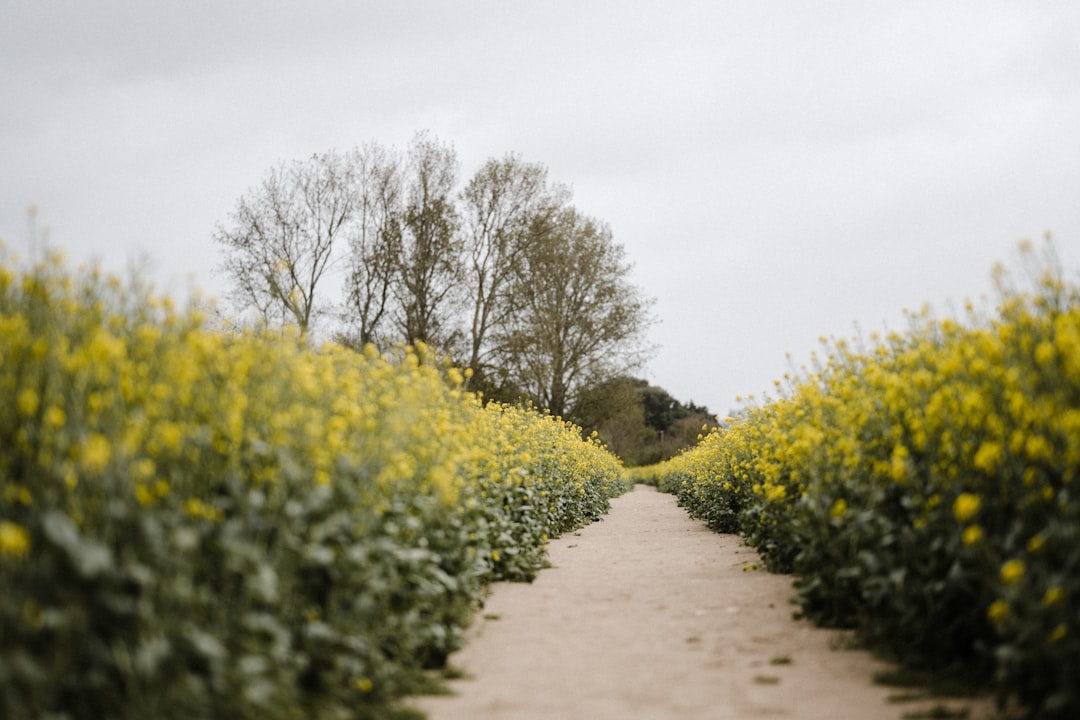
[0,246,626,719]
[653,240,1080,719]
[572,376,713,466]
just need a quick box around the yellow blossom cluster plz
[652,240,1080,718]
[0,244,625,718]
[459,401,626,580]
[0,520,29,559]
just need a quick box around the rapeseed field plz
[0,244,625,719]
[656,240,1079,718]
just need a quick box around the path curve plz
[410,485,995,720]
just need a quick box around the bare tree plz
[213,136,654,402]
[214,150,354,335]
[460,154,566,381]
[339,143,403,348]
[394,132,463,350]
[495,206,655,416]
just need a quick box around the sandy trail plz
[409,485,995,720]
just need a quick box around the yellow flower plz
[889,444,909,483]
[1043,586,1065,607]
[353,677,374,693]
[81,433,112,474]
[3,485,33,507]
[829,498,847,520]
[987,599,1009,626]
[0,521,31,559]
[1025,435,1053,463]
[1048,624,1068,644]
[1034,340,1056,366]
[973,442,1004,474]
[134,484,155,507]
[1026,534,1045,553]
[961,525,983,546]
[184,498,223,522]
[44,406,66,428]
[1000,559,1025,586]
[764,484,787,503]
[952,493,981,524]
[491,550,501,563]
[15,388,39,417]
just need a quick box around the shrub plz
[0,245,626,719]
[653,240,1080,718]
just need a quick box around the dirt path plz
[409,485,996,720]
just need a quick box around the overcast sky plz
[2,1,1078,414]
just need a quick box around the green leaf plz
[41,510,114,579]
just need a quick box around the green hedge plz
[656,242,1080,718]
[0,246,626,719]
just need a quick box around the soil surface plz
[408,485,998,720]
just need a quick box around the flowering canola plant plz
[0,245,626,719]
[655,241,1080,719]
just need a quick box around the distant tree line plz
[574,376,714,466]
[214,132,655,421]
